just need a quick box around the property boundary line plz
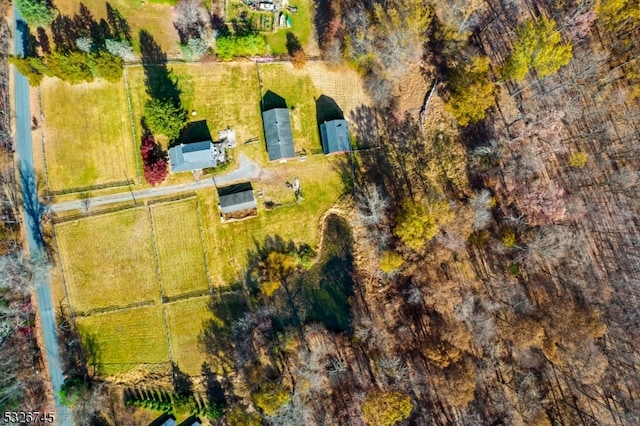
[194,195,214,294]
[123,67,142,184]
[146,191,197,206]
[52,202,139,224]
[36,87,51,195]
[146,204,174,366]
[73,299,156,318]
[46,179,134,197]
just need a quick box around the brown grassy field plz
[164,296,213,375]
[53,0,180,56]
[40,78,138,191]
[76,306,169,376]
[55,207,159,313]
[150,198,209,298]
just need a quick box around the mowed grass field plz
[165,297,214,375]
[76,306,169,376]
[150,198,209,297]
[41,78,137,191]
[127,62,262,150]
[55,208,159,313]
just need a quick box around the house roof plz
[218,182,257,214]
[169,141,217,172]
[320,119,351,154]
[262,108,295,161]
[149,414,176,426]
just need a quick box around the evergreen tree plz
[16,0,56,27]
[89,51,124,82]
[143,99,187,141]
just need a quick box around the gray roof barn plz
[320,119,351,154]
[169,141,217,172]
[262,108,295,161]
[218,182,257,214]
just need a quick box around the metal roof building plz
[262,108,295,161]
[218,182,257,215]
[169,141,217,172]
[320,119,351,154]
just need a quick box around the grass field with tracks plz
[76,306,169,376]
[150,198,210,298]
[55,208,159,313]
[41,78,137,191]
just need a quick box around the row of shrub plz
[124,387,225,419]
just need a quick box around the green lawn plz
[76,306,169,376]
[258,63,321,152]
[127,62,265,165]
[41,78,137,191]
[165,297,214,375]
[265,0,314,54]
[150,198,209,298]
[55,208,159,313]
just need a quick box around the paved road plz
[51,153,261,213]
[12,7,73,425]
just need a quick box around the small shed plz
[169,141,217,172]
[218,182,258,220]
[320,119,351,154]
[262,108,295,161]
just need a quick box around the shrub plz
[379,250,404,274]
[140,135,169,185]
[394,197,454,250]
[251,382,290,416]
[144,98,187,141]
[503,17,573,81]
[501,228,517,248]
[16,0,56,27]
[89,51,124,82]
[216,34,268,60]
[180,37,209,61]
[291,49,308,69]
[568,152,588,168]
[361,390,412,426]
[445,56,496,126]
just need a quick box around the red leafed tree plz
[140,135,168,186]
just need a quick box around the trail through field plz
[50,153,261,213]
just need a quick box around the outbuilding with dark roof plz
[217,182,258,220]
[262,108,295,161]
[320,119,351,154]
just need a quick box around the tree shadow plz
[139,29,182,107]
[349,105,378,149]
[18,162,47,248]
[106,2,131,42]
[285,31,302,55]
[200,292,247,367]
[50,3,115,52]
[16,20,37,57]
[301,215,354,333]
[201,362,228,408]
[36,28,51,54]
[315,94,344,125]
[261,90,287,112]
[176,120,212,145]
[313,0,333,50]
[170,362,193,398]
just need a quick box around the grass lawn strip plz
[76,306,169,376]
[164,296,214,375]
[150,198,209,298]
[55,207,160,313]
[41,78,137,191]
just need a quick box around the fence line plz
[123,67,142,184]
[47,179,134,197]
[52,202,139,224]
[162,289,210,304]
[73,299,156,318]
[146,191,197,206]
[147,204,174,366]
[195,196,214,294]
